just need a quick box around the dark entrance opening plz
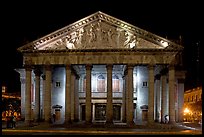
[113,105,121,121]
[81,105,85,121]
[95,104,106,121]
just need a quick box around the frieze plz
[24,52,176,65]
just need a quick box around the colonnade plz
[23,64,176,125]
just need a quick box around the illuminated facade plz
[16,11,185,126]
[183,86,202,122]
[2,86,21,121]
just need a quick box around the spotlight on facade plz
[160,40,168,47]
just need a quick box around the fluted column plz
[168,65,176,124]
[85,64,92,123]
[65,65,71,123]
[106,64,113,124]
[44,65,52,122]
[148,65,155,124]
[34,69,41,122]
[126,65,134,126]
[25,66,32,125]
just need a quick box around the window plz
[143,81,148,87]
[55,82,61,87]
[97,75,105,92]
[113,74,119,92]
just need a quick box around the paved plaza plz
[2,121,202,135]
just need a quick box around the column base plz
[85,120,92,125]
[126,121,135,127]
[105,121,114,127]
[64,120,72,124]
[24,120,33,127]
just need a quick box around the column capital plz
[44,65,52,71]
[155,74,161,80]
[127,64,135,69]
[160,67,168,75]
[34,69,41,76]
[65,64,71,70]
[106,64,113,69]
[86,64,92,70]
[148,64,155,70]
[24,65,33,71]
[168,64,175,70]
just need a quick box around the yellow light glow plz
[184,108,190,114]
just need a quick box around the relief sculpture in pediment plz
[43,21,138,50]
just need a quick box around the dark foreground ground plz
[2,121,202,135]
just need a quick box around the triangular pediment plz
[18,11,183,52]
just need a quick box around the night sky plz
[1,0,202,92]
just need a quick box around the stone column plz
[44,65,52,122]
[168,65,176,124]
[160,73,167,123]
[20,76,26,120]
[122,75,126,123]
[41,74,46,120]
[106,64,113,124]
[74,76,80,122]
[34,69,41,122]
[71,72,75,121]
[25,66,32,125]
[177,78,185,122]
[148,65,154,124]
[155,74,161,122]
[85,64,92,123]
[65,65,71,123]
[126,65,134,126]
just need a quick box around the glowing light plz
[184,108,191,115]
[160,40,168,47]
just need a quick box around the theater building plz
[16,11,185,126]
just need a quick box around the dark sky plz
[1,0,202,92]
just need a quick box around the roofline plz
[17,11,183,52]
